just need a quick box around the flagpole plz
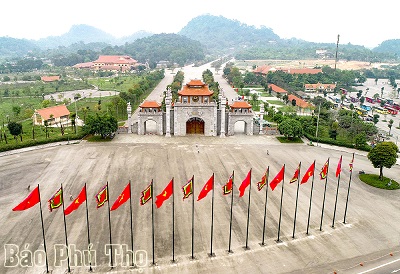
[261,167,269,245]
[37,184,49,273]
[245,169,252,249]
[228,171,234,253]
[151,179,155,265]
[277,165,285,242]
[306,161,316,235]
[292,162,301,238]
[319,158,330,231]
[106,181,113,269]
[343,153,354,224]
[172,178,175,263]
[128,180,135,267]
[191,175,195,259]
[332,166,341,228]
[60,184,71,273]
[84,183,93,272]
[209,173,215,257]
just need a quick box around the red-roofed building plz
[139,100,162,113]
[269,84,288,96]
[72,62,94,69]
[304,82,336,93]
[281,68,323,74]
[41,75,60,82]
[33,105,70,126]
[178,79,214,103]
[230,101,252,110]
[253,65,275,75]
[92,55,138,72]
[288,94,312,108]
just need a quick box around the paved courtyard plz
[0,134,399,274]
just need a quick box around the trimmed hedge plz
[304,132,371,152]
[0,132,86,153]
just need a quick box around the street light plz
[315,103,321,146]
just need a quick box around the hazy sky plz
[2,0,397,48]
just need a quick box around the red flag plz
[319,159,329,180]
[336,156,342,177]
[197,174,214,201]
[155,179,173,208]
[64,186,86,215]
[349,155,354,172]
[222,174,233,195]
[48,187,63,212]
[110,183,130,211]
[239,169,251,197]
[269,166,284,191]
[140,183,152,205]
[257,169,268,191]
[290,163,301,184]
[95,185,108,208]
[182,177,193,200]
[301,162,315,184]
[12,186,40,211]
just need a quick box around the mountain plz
[117,30,154,45]
[372,39,400,57]
[178,14,280,52]
[0,37,38,59]
[34,24,115,49]
[122,33,205,67]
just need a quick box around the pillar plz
[127,102,132,133]
[165,87,172,137]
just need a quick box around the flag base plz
[259,242,266,247]
[243,246,250,251]
[227,250,234,254]
[189,256,196,260]
[171,259,177,264]
[208,252,216,257]
[150,262,158,267]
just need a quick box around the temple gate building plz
[132,79,259,137]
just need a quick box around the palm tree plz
[388,119,394,135]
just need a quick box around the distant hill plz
[178,14,280,52]
[34,24,115,49]
[117,30,154,45]
[0,37,38,59]
[372,39,400,57]
[122,33,205,67]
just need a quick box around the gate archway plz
[186,117,205,134]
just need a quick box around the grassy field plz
[359,173,400,189]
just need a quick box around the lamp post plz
[315,103,321,146]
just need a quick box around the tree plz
[388,119,394,135]
[7,121,22,142]
[84,113,118,139]
[373,114,379,125]
[291,99,297,107]
[354,132,367,148]
[12,105,21,117]
[367,142,398,180]
[278,118,303,139]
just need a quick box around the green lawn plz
[359,173,400,190]
[276,136,304,143]
[266,100,285,106]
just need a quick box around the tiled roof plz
[186,79,206,87]
[230,101,252,109]
[253,65,273,74]
[35,105,70,120]
[72,62,93,68]
[269,84,287,93]
[93,55,137,64]
[140,101,161,108]
[284,68,323,74]
[304,82,336,89]
[178,80,213,96]
[288,94,312,108]
[41,75,60,82]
